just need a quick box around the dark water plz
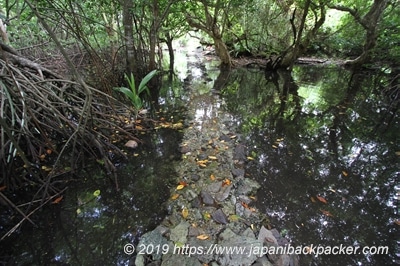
[220,66,399,265]
[1,60,399,266]
[0,105,187,265]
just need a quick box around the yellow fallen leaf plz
[247,156,254,160]
[196,234,209,240]
[395,151,400,156]
[222,178,231,186]
[272,145,278,149]
[208,156,218,160]
[182,207,189,219]
[199,163,207,168]
[210,174,216,181]
[176,184,185,190]
[171,194,180,200]
[172,122,183,129]
[229,214,240,222]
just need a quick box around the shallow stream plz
[1,46,399,265]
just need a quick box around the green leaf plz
[133,96,142,109]
[114,87,136,103]
[125,73,136,93]
[93,190,101,197]
[138,70,158,95]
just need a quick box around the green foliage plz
[113,70,158,111]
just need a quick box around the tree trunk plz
[330,0,389,67]
[149,0,159,71]
[347,0,389,66]
[214,37,231,67]
[280,0,311,69]
[165,33,174,72]
[122,0,135,74]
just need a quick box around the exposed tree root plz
[0,42,139,238]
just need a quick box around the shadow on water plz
[221,65,400,265]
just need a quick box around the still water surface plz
[1,55,398,265]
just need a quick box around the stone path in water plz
[134,51,299,266]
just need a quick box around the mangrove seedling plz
[114,69,158,114]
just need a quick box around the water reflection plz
[221,66,399,265]
[0,119,185,265]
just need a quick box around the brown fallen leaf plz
[320,209,334,217]
[310,196,316,203]
[241,202,249,209]
[0,185,6,191]
[179,181,188,187]
[342,170,348,177]
[316,196,328,204]
[394,220,400,226]
[52,196,63,204]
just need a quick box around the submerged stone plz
[211,209,228,224]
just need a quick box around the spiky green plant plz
[114,70,158,112]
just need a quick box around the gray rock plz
[212,209,228,224]
[170,220,190,244]
[215,228,263,266]
[161,253,202,266]
[187,237,215,263]
[135,229,169,263]
[241,227,256,238]
[207,182,222,193]
[231,168,245,177]
[253,255,274,266]
[233,144,247,161]
[185,189,198,201]
[201,190,215,206]
[214,184,231,202]
[258,226,278,245]
[236,177,261,195]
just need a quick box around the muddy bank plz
[132,50,299,266]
